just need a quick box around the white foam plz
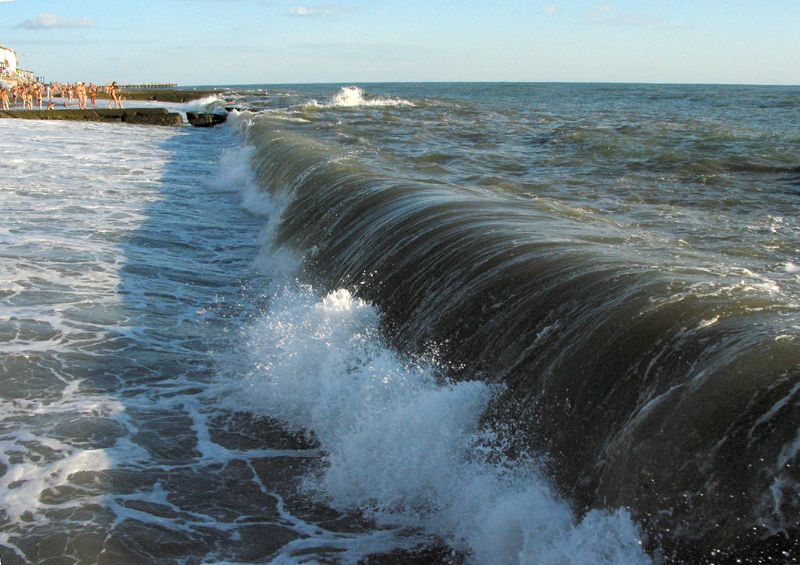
[212,140,302,290]
[218,283,650,564]
[0,117,260,540]
[0,120,172,527]
[183,94,229,114]
[211,144,281,218]
[310,86,415,109]
[0,386,139,524]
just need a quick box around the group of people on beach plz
[0,81,123,111]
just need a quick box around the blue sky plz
[1,0,799,86]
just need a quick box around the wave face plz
[237,83,800,560]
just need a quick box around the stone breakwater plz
[0,107,183,126]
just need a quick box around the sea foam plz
[222,283,650,564]
[304,86,415,109]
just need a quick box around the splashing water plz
[327,86,415,108]
[218,282,651,564]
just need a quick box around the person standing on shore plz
[113,82,123,109]
[76,82,86,109]
[0,87,9,110]
[89,83,97,107]
[107,82,122,109]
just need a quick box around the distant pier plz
[119,83,178,89]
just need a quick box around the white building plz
[1,45,18,75]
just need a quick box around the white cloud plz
[15,14,96,30]
[543,6,559,16]
[587,4,672,29]
[287,5,359,19]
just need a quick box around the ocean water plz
[1,82,799,564]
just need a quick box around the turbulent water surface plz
[1,83,799,564]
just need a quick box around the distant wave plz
[303,86,415,109]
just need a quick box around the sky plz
[1,0,799,86]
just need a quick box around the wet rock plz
[186,112,228,127]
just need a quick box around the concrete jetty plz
[0,107,183,126]
[113,88,216,103]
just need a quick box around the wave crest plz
[306,86,415,109]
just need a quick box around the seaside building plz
[0,45,41,84]
[1,45,18,77]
